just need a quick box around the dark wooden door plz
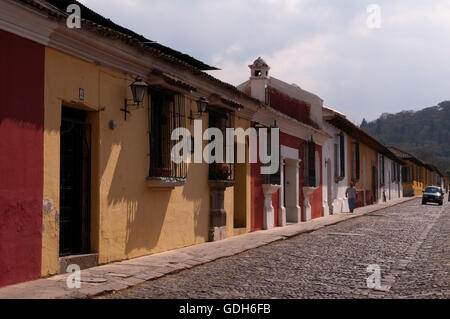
[372,166,378,204]
[59,107,91,257]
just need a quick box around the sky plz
[79,0,450,124]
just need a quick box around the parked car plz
[422,186,443,205]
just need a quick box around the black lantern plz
[197,97,208,113]
[130,78,147,103]
[121,77,148,120]
[189,97,209,123]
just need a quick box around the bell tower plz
[248,57,270,103]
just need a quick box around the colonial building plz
[376,152,403,202]
[237,58,328,230]
[388,147,426,196]
[322,107,350,214]
[0,14,45,288]
[1,0,443,291]
[325,114,403,207]
[0,0,264,287]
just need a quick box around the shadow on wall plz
[181,163,210,242]
[103,136,209,259]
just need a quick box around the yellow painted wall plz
[347,137,377,197]
[230,116,252,235]
[42,47,251,276]
[402,161,425,196]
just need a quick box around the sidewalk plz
[0,196,417,299]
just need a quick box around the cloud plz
[79,0,450,123]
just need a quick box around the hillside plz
[360,101,450,175]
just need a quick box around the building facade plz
[0,26,45,288]
[237,58,328,230]
[0,0,262,287]
[376,153,403,202]
[2,0,444,291]
[326,114,404,208]
[322,107,350,214]
[389,147,426,196]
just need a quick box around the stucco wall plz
[377,155,403,202]
[42,47,250,276]
[0,30,44,287]
[251,130,323,230]
[402,161,425,196]
[347,137,377,207]
[322,122,349,214]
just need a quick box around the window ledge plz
[303,186,319,196]
[208,179,235,189]
[146,176,186,190]
[334,176,345,183]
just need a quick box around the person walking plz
[346,182,357,213]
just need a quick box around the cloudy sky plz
[79,0,450,124]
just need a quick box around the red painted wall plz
[250,129,323,231]
[268,87,320,129]
[251,158,264,231]
[355,190,373,208]
[0,30,45,287]
[308,143,323,220]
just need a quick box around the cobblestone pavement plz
[103,197,449,299]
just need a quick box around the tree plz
[360,118,368,128]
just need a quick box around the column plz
[278,159,286,226]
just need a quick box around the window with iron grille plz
[392,161,395,182]
[380,155,385,185]
[262,127,281,185]
[351,142,360,181]
[402,166,408,183]
[334,143,339,178]
[355,142,360,180]
[303,140,316,187]
[350,151,354,181]
[339,132,345,178]
[149,90,186,179]
[207,107,235,181]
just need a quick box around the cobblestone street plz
[103,198,449,299]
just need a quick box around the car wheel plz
[439,201,443,206]
[422,200,426,205]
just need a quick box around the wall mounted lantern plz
[189,97,209,123]
[120,77,148,120]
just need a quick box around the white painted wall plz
[377,154,403,202]
[322,121,349,214]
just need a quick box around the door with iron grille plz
[59,107,91,257]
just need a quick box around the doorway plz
[59,107,91,257]
[371,165,378,204]
[284,158,300,223]
[327,159,332,214]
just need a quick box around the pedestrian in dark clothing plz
[346,182,357,213]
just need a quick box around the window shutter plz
[339,133,345,177]
[303,144,308,187]
[308,140,316,187]
[355,143,360,180]
[334,143,338,178]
